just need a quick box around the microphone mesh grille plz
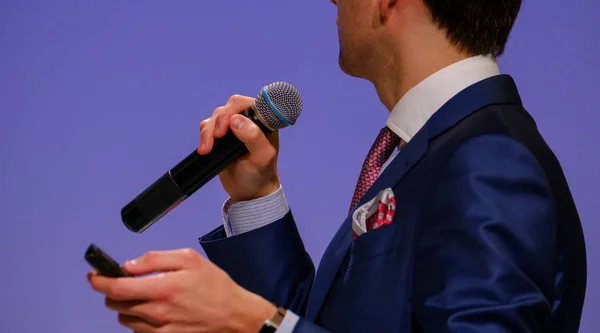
[254,82,303,130]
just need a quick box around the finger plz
[212,108,229,139]
[198,116,215,155]
[199,118,209,131]
[118,313,161,333]
[199,95,255,154]
[124,248,205,275]
[89,272,166,301]
[105,299,164,326]
[214,95,255,138]
[229,114,277,167]
[87,270,97,281]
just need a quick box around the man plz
[88,0,587,332]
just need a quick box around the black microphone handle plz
[121,107,272,233]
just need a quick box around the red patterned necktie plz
[349,127,400,237]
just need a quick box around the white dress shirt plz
[220,55,501,332]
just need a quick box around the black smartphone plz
[85,244,132,278]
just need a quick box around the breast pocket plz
[347,221,402,267]
[330,220,409,331]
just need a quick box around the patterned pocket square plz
[352,188,396,238]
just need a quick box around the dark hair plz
[423,0,523,56]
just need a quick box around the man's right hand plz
[198,94,281,203]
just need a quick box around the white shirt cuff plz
[222,185,290,237]
[276,310,300,333]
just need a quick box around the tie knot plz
[377,126,400,147]
[367,127,400,167]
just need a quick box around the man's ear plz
[379,0,399,24]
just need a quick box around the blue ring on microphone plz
[261,88,292,126]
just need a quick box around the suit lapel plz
[305,127,429,320]
[305,74,523,320]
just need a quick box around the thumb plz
[229,114,276,165]
[124,248,204,275]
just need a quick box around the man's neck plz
[372,37,472,111]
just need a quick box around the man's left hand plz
[87,248,276,333]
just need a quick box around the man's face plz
[331,0,380,79]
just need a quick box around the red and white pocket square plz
[351,188,396,239]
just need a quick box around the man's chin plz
[339,58,364,79]
[338,54,356,77]
[338,57,348,74]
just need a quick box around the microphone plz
[121,82,303,233]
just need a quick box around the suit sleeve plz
[199,210,315,316]
[413,134,557,332]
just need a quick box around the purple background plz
[0,1,597,332]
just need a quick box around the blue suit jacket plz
[199,75,586,332]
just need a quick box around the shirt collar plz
[386,55,501,143]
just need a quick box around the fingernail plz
[126,260,137,267]
[231,118,243,129]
